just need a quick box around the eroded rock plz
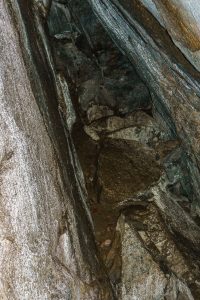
[5,0,200,298]
[84,111,166,144]
[118,216,192,300]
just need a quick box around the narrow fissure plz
[47,0,200,298]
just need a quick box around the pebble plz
[101,239,112,248]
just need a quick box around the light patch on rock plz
[84,111,165,146]
[118,216,194,300]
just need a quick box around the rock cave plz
[1,0,200,299]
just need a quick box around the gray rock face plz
[2,0,200,299]
[47,1,71,37]
[49,0,151,124]
[71,0,200,298]
[84,111,166,143]
[0,0,113,299]
[73,105,200,298]
[118,215,194,300]
[139,0,200,72]
[87,0,200,215]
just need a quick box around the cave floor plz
[72,119,162,250]
[72,113,200,298]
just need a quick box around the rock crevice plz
[1,0,200,299]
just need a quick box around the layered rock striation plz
[2,0,200,299]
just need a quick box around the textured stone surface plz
[84,111,166,144]
[73,103,200,297]
[0,0,113,298]
[140,0,200,72]
[50,0,151,124]
[98,139,161,204]
[3,0,200,298]
[69,1,200,298]
[118,216,194,300]
[88,0,200,216]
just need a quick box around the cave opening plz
[46,0,200,298]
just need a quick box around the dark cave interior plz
[46,0,200,297]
